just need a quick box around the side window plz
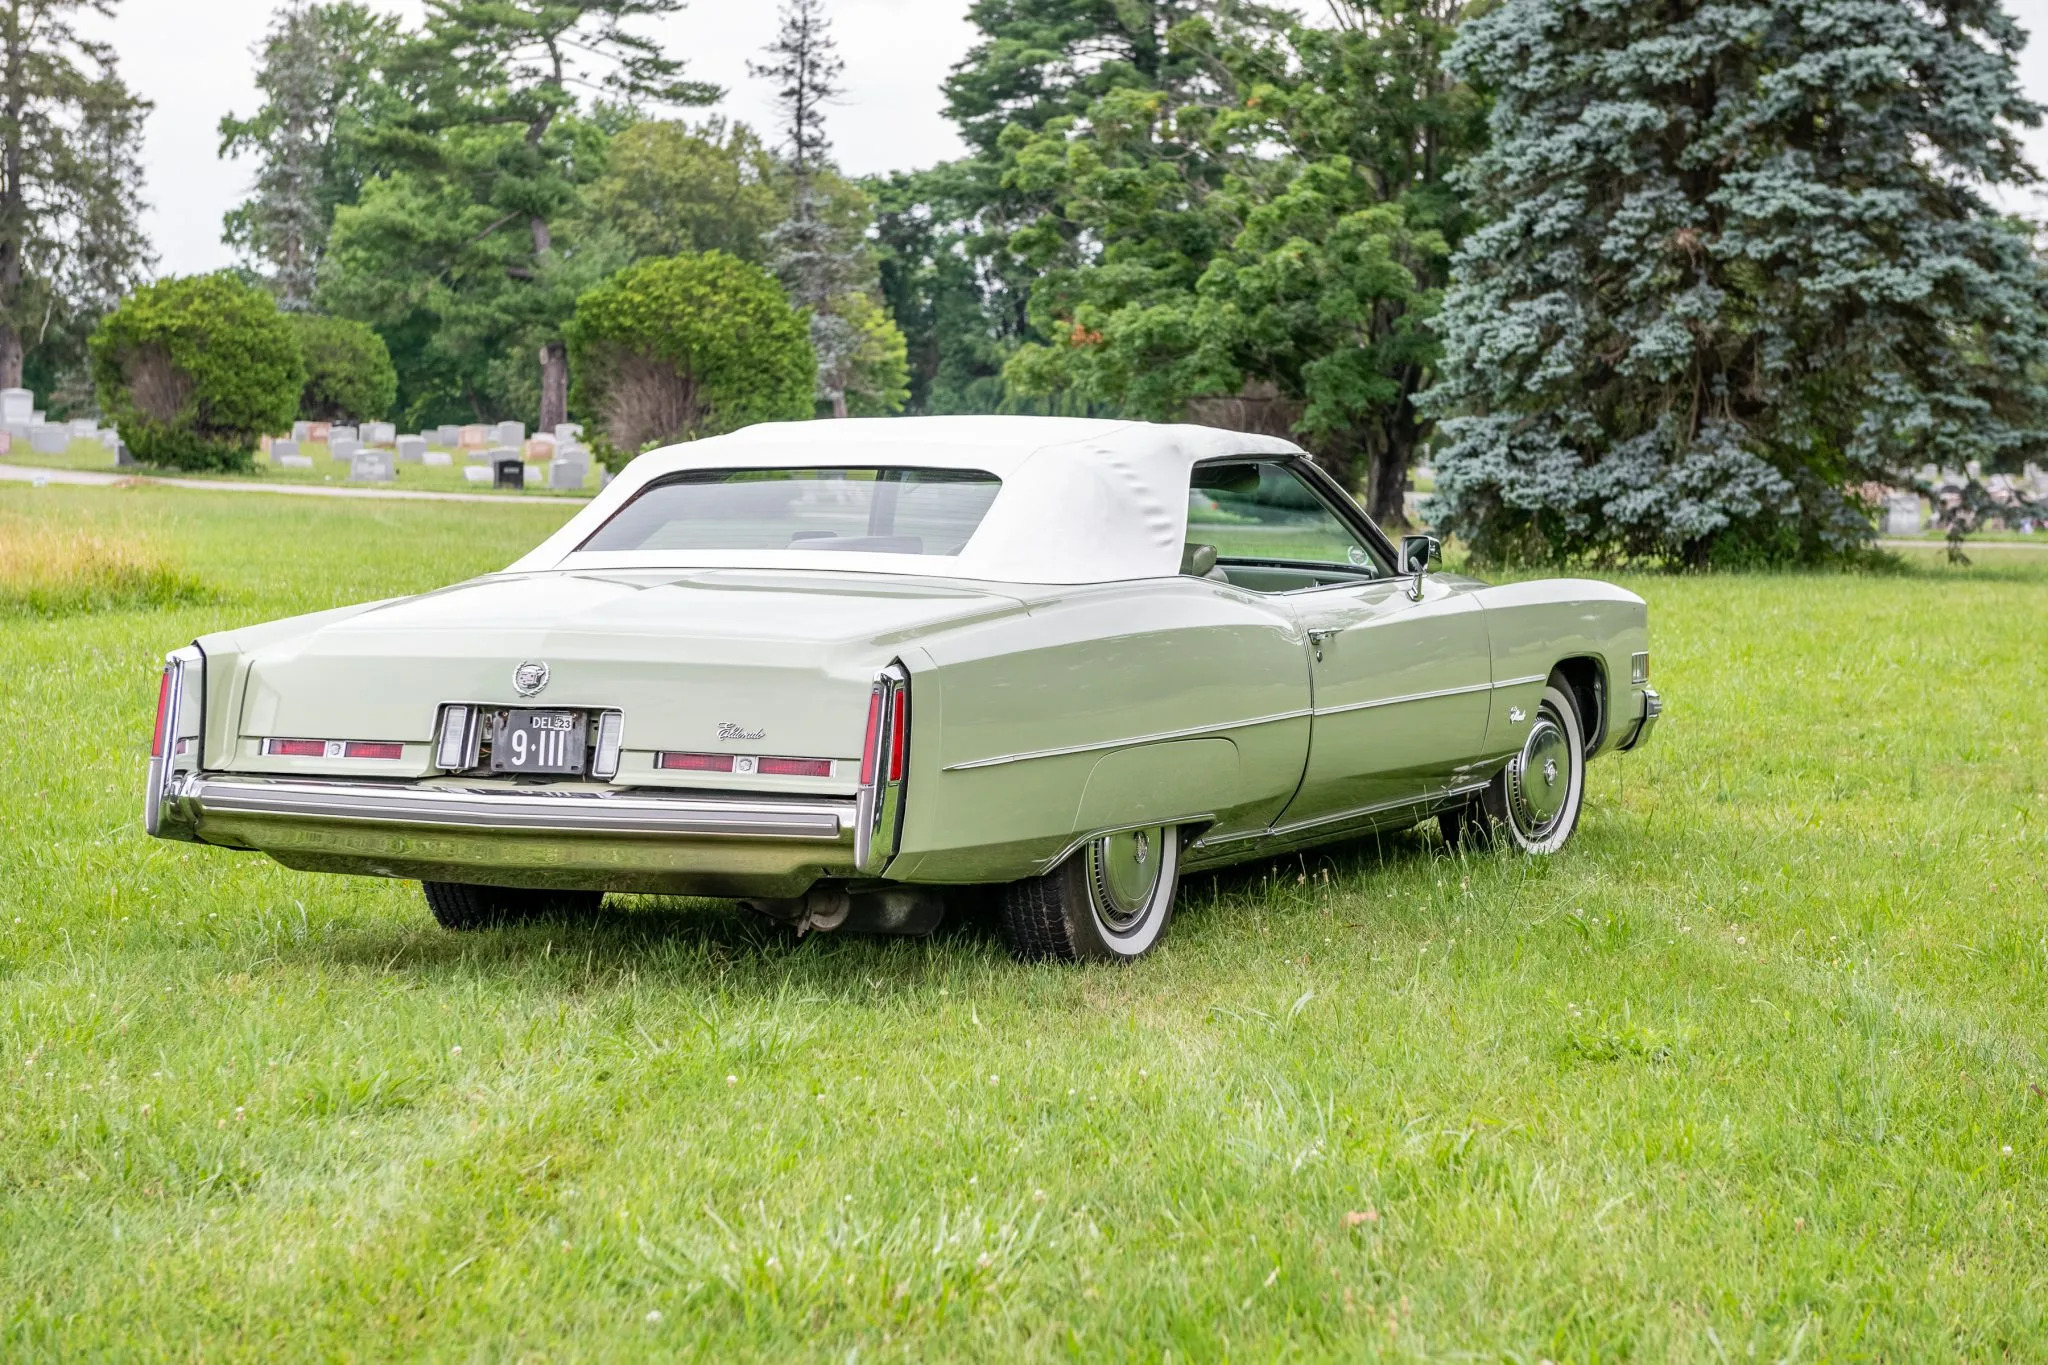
[1184,459,1391,590]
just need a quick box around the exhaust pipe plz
[743,885,944,937]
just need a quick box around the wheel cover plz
[1509,715,1573,836]
[1090,826,1164,931]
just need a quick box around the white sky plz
[95,0,2048,277]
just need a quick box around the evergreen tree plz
[1422,0,2048,567]
[999,1,1482,520]
[0,0,152,396]
[218,3,400,311]
[752,0,905,418]
[327,0,716,429]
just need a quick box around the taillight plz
[343,742,404,760]
[859,687,883,785]
[888,686,908,782]
[264,738,326,757]
[758,757,832,778]
[150,668,174,759]
[659,752,735,772]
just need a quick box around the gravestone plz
[0,388,32,424]
[600,468,614,489]
[270,438,300,463]
[362,421,397,446]
[524,434,556,460]
[1883,493,1923,536]
[306,421,332,444]
[493,454,525,489]
[494,420,524,447]
[458,424,489,449]
[68,419,97,438]
[97,428,119,450]
[349,450,396,482]
[553,422,583,442]
[115,440,138,467]
[462,465,492,483]
[331,436,361,462]
[423,450,453,467]
[29,424,67,454]
[548,457,589,491]
[435,424,461,448]
[0,431,11,453]
[277,454,313,469]
[396,436,427,462]
[292,420,313,442]
[329,425,358,445]
[483,444,518,468]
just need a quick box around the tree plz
[218,2,401,310]
[0,0,152,395]
[582,118,784,264]
[328,0,717,430]
[565,251,814,461]
[1000,2,1483,521]
[1422,0,2048,567]
[90,274,304,472]
[285,311,395,420]
[752,0,871,418]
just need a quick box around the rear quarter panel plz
[891,578,1312,883]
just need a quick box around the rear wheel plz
[998,824,1180,962]
[421,881,604,931]
[1478,682,1587,854]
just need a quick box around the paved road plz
[1878,538,2048,552]
[0,460,590,507]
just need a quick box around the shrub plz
[287,313,396,422]
[567,251,814,467]
[90,274,304,473]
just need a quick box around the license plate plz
[489,709,588,775]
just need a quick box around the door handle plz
[1307,627,1340,662]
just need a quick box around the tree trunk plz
[538,341,568,434]
[829,388,848,420]
[0,12,24,392]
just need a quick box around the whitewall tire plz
[999,824,1180,962]
[1479,682,1587,855]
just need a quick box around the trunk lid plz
[232,570,1028,771]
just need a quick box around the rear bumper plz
[1616,687,1662,752]
[153,774,859,898]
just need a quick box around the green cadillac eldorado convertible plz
[144,417,1660,961]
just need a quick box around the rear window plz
[578,467,1003,556]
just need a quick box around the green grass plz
[3,438,596,498]
[3,483,2045,1359]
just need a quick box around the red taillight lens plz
[343,742,404,760]
[150,668,174,759]
[859,687,883,786]
[888,687,908,782]
[658,752,735,772]
[758,757,832,778]
[265,738,326,757]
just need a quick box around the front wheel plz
[998,824,1180,962]
[1477,682,1587,854]
[421,881,604,931]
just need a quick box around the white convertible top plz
[507,416,1307,585]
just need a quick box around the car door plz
[1180,457,1493,834]
[1280,573,1493,828]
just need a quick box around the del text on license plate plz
[491,709,588,774]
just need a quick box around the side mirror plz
[1398,535,1439,576]
[1181,542,1219,577]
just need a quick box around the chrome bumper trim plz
[167,775,853,841]
[1618,687,1662,752]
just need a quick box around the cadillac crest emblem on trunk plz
[513,661,550,697]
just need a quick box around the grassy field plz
[3,438,596,498]
[2,483,2044,1359]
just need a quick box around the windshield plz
[579,467,1003,556]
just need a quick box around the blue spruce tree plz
[1422,0,2048,566]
